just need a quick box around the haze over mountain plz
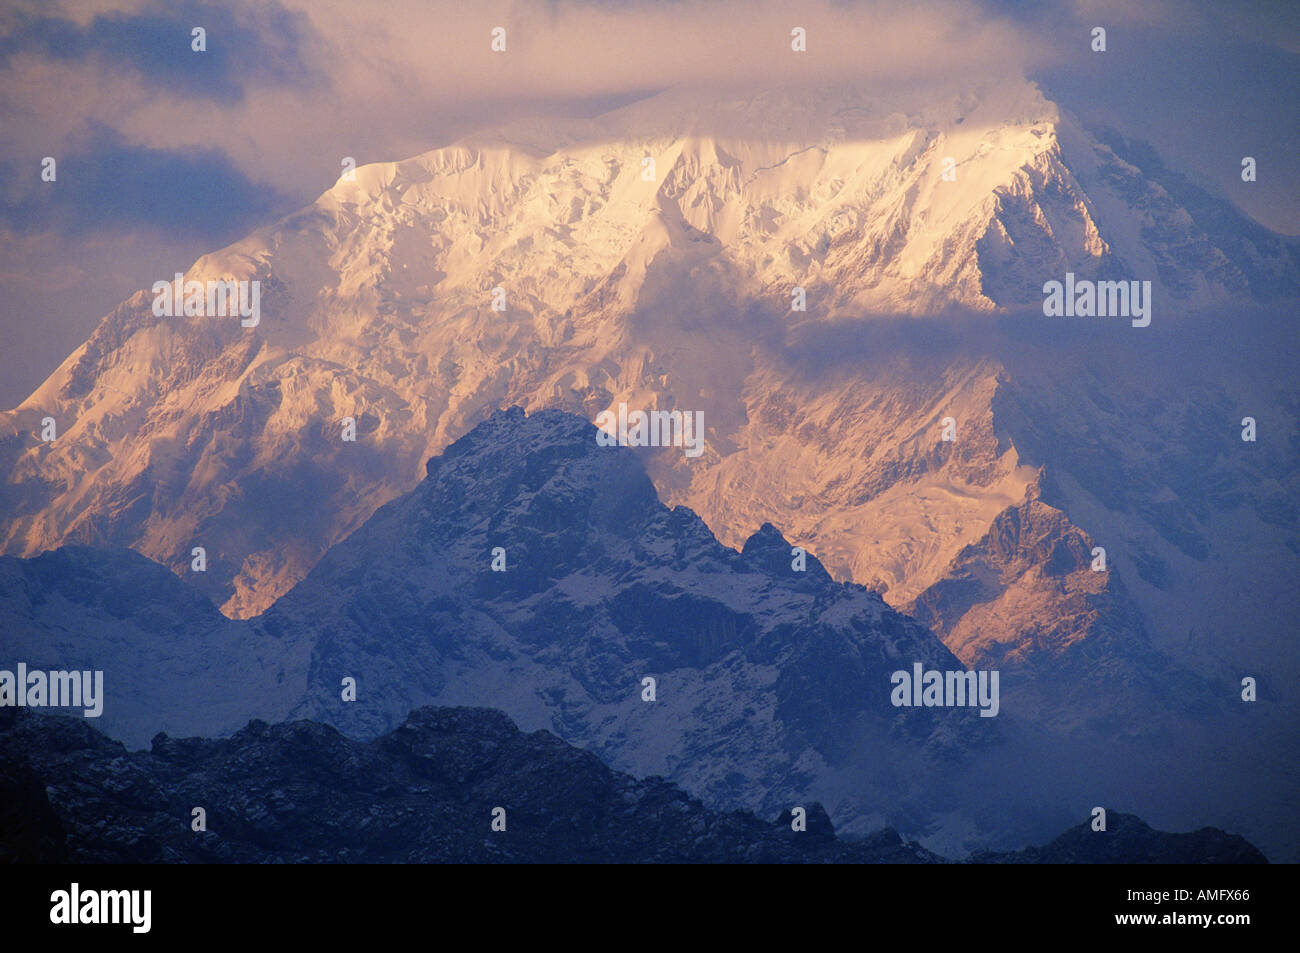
[3,409,1293,858]
[0,705,1267,865]
[2,409,988,844]
[3,78,1293,605]
[1,78,1297,857]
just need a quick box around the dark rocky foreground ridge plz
[0,706,1265,864]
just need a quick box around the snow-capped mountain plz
[3,408,1293,858]
[2,409,991,841]
[1,77,1297,855]
[2,77,1293,626]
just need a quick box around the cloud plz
[0,0,1296,411]
[310,0,1042,103]
[0,0,318,102]
[0,122,292,239]
[5,0,1293,229]
[0,0,1064,244]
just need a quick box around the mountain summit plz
[2,79,1296,857]
[3,78,1293,621]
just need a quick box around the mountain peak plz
[741,522,833,584]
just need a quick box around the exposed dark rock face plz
[973,811,1266,864]
[0,707,1264,865]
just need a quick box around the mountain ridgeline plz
[0,705,1266,864]
[2,408,1290,858]
[1,78,1296,861]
